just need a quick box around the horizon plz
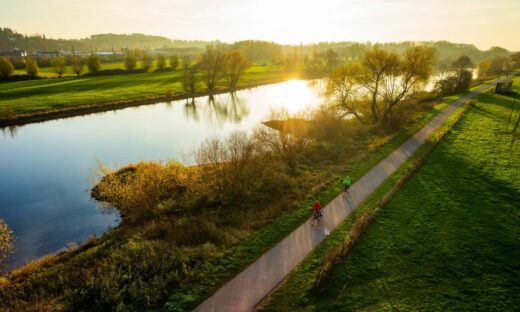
[3,26,516,52]
[1,0,519,51]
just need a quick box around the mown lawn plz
[0,64,303,115]
[262,79,520,311]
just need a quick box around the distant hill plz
[0,27,513,65]
[0,27,220,53]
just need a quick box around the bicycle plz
[311,210,322,226]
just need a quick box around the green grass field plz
[1,64,304,116]
[262,78,520,311]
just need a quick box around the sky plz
[1,0,519,50]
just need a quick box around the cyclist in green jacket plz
[342,176,353,193]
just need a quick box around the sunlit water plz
[0,80,327,270]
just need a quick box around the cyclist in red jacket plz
[312,200,322,225]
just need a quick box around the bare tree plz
[156,55,166,70]
[223,51,251,89]
[326,63,365,121]
[357,47,400,122]
[254,108,308,164]
[124,53,137,71]
[141,51,153,71]
[199,45,225,91]
[378,46,436,121]
[182,60,199,94]
[70,56,83,77]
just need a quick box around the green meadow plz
[262,77,520,311]
[1,64,306,116]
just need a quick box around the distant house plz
[35,51,60,57]
[95,51,123,56]
[0,48,27,57]
[96,51,115,56]
[495,79,514,94]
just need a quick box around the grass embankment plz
[0,84,474,311]
[261,79,520,311]
[0,64,312,126]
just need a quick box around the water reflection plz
[1,125,18,138]
[184,93,250,127]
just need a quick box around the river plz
[0,79,327,270]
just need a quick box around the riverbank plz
[0,65,317,127]
[0,83,480,310]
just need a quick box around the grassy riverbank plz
[0,82,482,311]
[261,78,520,311]
[0,64,311,125]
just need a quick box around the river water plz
[0,80,327,269]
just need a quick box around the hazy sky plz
[1,0,519,50]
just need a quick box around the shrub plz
[70,56,83,77]
[141,52,153,71]
[170,54,179,70]
[0,57,14,80]
[156,55,166,70]
[93,161,191,224]
[0,219,14,271]
[435,69,472,96]
[87,54,101,73]
[25,57,39,78]
[124,53,137,71]
[51,56,67,77]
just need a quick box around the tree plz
[223,51,251,89]
[325,63,364,121]
[199,45,224,91]
[310,49,339,74]
[87,54,101,73]
[124,53,137,71]
[70,56,83,77]
[182,61,199,94]
[156,55,166,70]
[435,70,472,96]
[479,56,512,77]
[511,52,520,69]
[0,56,14,80]
[51,56,67,78]
[358,47,400,122]
[329,46,436,124]
[377,46,436,121]
[451,55,473,70]
[25,57,39,78]
[141,51,153,71]
[477,59,492,78]
[324,48,339,70]
[170,54,179,70]
[0,219,13,270]
[444,55,474,94]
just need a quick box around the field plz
[262,78,520,311]
[1,64,307,117]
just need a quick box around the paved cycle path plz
[195,82,495,312]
